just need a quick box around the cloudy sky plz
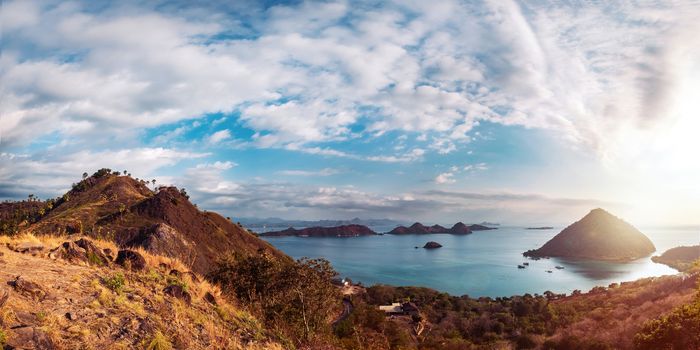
[1,0,699,225]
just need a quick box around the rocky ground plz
[0,234,281,350]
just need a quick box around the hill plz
[261,224,376,237]
[523,208,655,260]
[22,169,286,275]
[388,222,495,234]
[0,234,281,349]
[652,245,700,272]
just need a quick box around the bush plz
[210,253,340,345]
[146,330,172,350]
[0,329,6,347]
[103,273,126,293]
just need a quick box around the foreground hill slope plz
[26,170,286,275]
[0,234,281,349]
[524,208,656,260]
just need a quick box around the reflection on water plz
[262,226,699,297]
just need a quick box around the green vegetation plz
[102,272,126,293]
[210,252,340,346]
[634,300,700,350]
[0,329,6,347]
[146,330,173,350]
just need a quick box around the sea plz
[261,225,700,297]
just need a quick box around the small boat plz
[518,265,526,269]
[523,262,529,266]
[555,266,565,269]
[546,270,553,273]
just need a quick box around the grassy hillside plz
[0,234,281,349]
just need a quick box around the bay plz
[262,226,699,297]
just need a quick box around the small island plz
[388,222,496,235]
[423,241,443,249]
[261,224,376,237]
[523,208,655,261]
[526,226,554,230]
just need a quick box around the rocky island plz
[423,241,443,249]
[261,224,376,237]
[523,208,656,261]
[388,222,496,235]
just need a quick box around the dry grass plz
[0,234,282,349]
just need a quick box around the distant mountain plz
[652,245,700,272]
[388,222,495,234]
[523,208,655,261]
[238,217,402,228]
[261,224,376,237]
[23,169,286,275]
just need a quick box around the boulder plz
[49,241,87,263]
[75,238,110,265]
[115,250,146,271]
[11,241,45,254]
[423,241,443,249]
[6,326,56,349]
[7,276,47,301]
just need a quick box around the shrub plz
[0,329,6,347]
[103,273,126,293]
[146,331,172,350]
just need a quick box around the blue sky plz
[1,0,699,225]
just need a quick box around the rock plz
[103,248,115,261]
[115,250,146,271]
[75,238,110,265]
[12,241,45,254]
[7,276,47,301]
[203,292,217,305]
[6,326,55,349]
[423,241,443,249]
[50,241,87,263]
[163,284,191,305]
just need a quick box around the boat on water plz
[546,270,553,273]
[518,265,526,269]
[555,266,565,269]
[523,262,529,266]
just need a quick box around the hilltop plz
[524,208,656,260]
[10,169,286,275]
[0,234,281,349]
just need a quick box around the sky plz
[1,0,699,226]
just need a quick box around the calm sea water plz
[262,226,699,297]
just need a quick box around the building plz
[378,302,403,315]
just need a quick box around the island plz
[388,222,496,235]
[523,208,656,261]
[651,245,700,272]
[260,224,376,237]
[423,241,443,249]
[527,226,554,230]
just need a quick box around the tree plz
[82,172,88,179]
[209,253,340,346]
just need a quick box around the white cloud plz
[435,172,456,184]
[0,147,208,198]
[2,0,697,161]
[207,130,231,144]
[279,168,340,176]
